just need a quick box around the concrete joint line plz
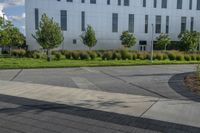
[10,69,23,81]
[139,99,159,118]
[100,70,169,99]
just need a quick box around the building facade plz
[26,0,200,51]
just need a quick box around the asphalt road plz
[0,65,196,99]
[0,64,199,133]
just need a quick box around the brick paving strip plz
[0,80,200,130]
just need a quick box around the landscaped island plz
[0,50,199,69]
[184,65,200,95]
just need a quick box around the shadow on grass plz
[0,94,199,132]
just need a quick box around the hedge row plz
[9,49,200,61]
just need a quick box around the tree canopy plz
[178,31,200,51]
[155,33,171,50]
[0,17,25,48]
[120,31,137,48]
[32,14,64,61]
[33,14,64,50]
[80,25,97,50]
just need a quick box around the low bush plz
[11,49,26,58]
[120,49,130,60]
[137,53,147,60]
[184,55,191,61]
[71,51,80,60]
[196,55,200,61]
[168,53,176,60]
[54,53,62,60]
[163,53,168,60]
[80,52,90,60]
[112,52,122,60]
[154,53,163,60]
[102,51,113,60]
[176,54,184,61]
[190,54,197,61]
[88,51,97,60]
[132,53,137,60]
[65,51,71,59]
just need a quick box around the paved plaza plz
[0,65,200,132]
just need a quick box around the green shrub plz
[11,49,26,58]
[33,52,42,59]
[132,53,137,60]
[112,52,122,60]
[196,55,200,61]
[184,55,191,61]
[120,49,131,60]
[190,54,197,61]
[168,53,176,60]
[163,54,168,60]
[80,52,90,60]
[54,53,62,60]
[137,53,145,60]
[155,53,163,60]
[88,51,97,60]
[71,51,80,60]
[65,51,71,59]
[176,54,184,61]
[126,53,132,60]
[102,51,113,60]
[96,51,103,58]
[60,50,67,55]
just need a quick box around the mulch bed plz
[184,73,200,94]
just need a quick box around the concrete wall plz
[25,0,200,51]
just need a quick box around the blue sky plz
[0,0,25,34]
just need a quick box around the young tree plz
[0,17,25,54]
[178,31,200,51]
[80,25,97,50]
[120,31,136,48]
[155,33,171,50]
[33,14,64,61]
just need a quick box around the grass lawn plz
[0,58,199,69]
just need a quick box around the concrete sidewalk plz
[0,80,200,132]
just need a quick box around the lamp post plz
[151,24,154,63]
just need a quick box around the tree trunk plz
[47,49,51,62]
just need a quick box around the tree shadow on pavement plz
[0,94,199,133]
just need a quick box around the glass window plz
[155,16,161,33]
[154,0,157,8]
[177,0,182,9]
[143,0,146,7]
[162,0,167,8]
[112,13,118,32]
[197,0,200,10]
[90,0,96,4]
[107,0,110,5]
[145,15,148,33]
[128,14,134,33]
[190,17,194,31]
[35,8,39,30]
[81,11,85,31]
[181,17,187,32]
[61,10,67,31]
[124,0,129,6]
[166,16,169,33]
[189,0,192,10]
[118,0,121,5]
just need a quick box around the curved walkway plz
[0,65,200,132]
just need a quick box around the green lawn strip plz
[0,58,199,69]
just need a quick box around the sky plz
[0,0,25,34]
